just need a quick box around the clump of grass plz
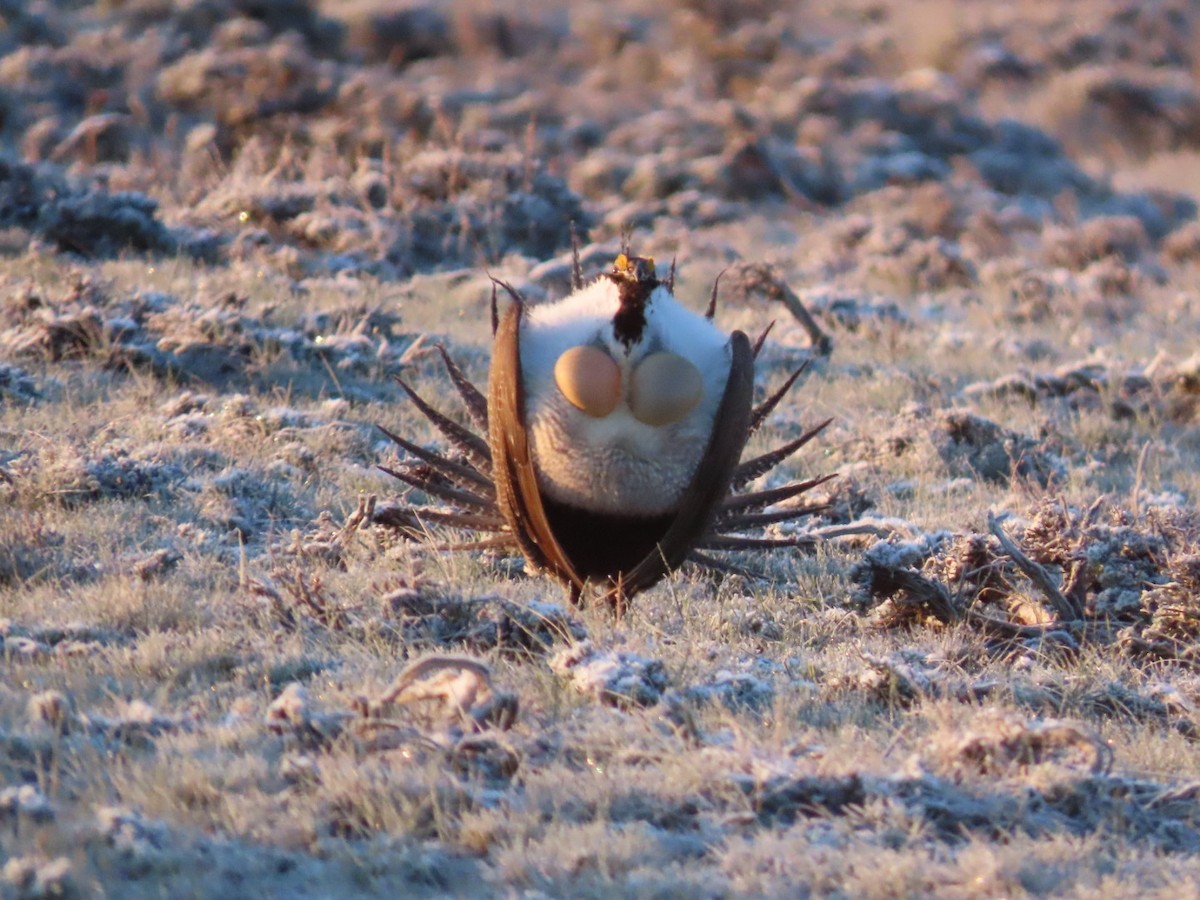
[3,0,1200,894]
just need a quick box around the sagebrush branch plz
[987,512,1083,623]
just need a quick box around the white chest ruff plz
[520,280,732,516]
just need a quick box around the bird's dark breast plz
[611,278,655,347]
[541,495,674,578]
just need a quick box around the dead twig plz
[809,519,921,541]
[963,608,1065,639]
[987,511,1083,623]
[375,655,518,732]
[882,568,961,626]
[730,262,832,356]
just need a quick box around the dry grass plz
[3,0,1200,896]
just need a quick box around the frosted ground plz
[3,0,1200,896]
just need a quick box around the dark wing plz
[488,300,586,595]
[602,329,755,608]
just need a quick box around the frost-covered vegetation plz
[3,0,1200,896]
